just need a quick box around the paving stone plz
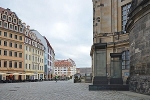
[0,80,149,100]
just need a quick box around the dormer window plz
[4,21,8,29]
[32,41,35,46]
[2,14,7,20]
[9,23,13,30]
[28,39,31,45]
[8,16,12,22]
[18,19,21,25]
[12,13,15,18]
[13,18,17,24]
[25,37,28,43]
[14,25,18,31]
[20,27,23,33]
[4,11,8,15]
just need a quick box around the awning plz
[25,73,36,75]
[0,72,6,75]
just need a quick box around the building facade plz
[43,36,55,79]
[54,58,76,77]
[24,27,45,80]
[76,68,92,76]
[126,0,150,95]
[91,0,132,84]
[0,7,25,81]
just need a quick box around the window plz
[19,53,22,58]
[8,16,12,22]
[2,14,7,20]
[26,46,28,51]
[33,49,34,52]
[9,51,12,56]
[0,40,1,45]
[20,27,23,32]
[122,3,131,32]
[9,61,12,67]
[0,60,1,67]
[26,64,28,69]
[26,54,28,60]
[35,57,37,62]
[32,56,34,61]
[33,65,34,70]
[9,24,13,30]
[4,41,7,46]
[4,50,7,56]
[19,62,22,68]
[0,31,1,35]
[14,19,17,23]
[29,55,31,60]
[14,35,17,39]
[14,43,17,48]
[19,36,22,40]
[9,42,12,47]
[14,26,18,31]
[29,47,31,51]
[4,61,7,67]
[4,22,8,28]
[14,52,17,57]
[9,33,12,38]
[14,62,17,68]
[29,64,30,69]
[0,49,1,55]
[4,32,7,37]
[122,50,130,69]
[19,45,22,49]
[0,21,2,26]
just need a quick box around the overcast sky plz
[1,0,93,68]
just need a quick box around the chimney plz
[27,25,30,29]
[6,8,11,11]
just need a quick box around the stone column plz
[110,53,123,84]
[93,43,108,85]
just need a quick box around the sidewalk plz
[119,91,150,99]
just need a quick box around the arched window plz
[122,50,130,69]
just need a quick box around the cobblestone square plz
[0,80,150,100]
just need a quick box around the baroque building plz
[0,7,25,81]
[54,58,76,78]
[24,26,45,80]
[91,0,132,85]
[126,0,150,95]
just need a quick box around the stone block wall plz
[129,75,150,95]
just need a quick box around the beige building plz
[24,26,45,80]
[54,58,76,78]
[91,0,132,84]
[0,7,25,81]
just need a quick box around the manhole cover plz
[14,87,20,88]
[9,90,17,91]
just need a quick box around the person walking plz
[55,74,58,82]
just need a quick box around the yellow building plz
[91,0,132,84]
[0,7,25,81]
[24,25,45,80]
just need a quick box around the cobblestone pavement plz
[0,80,149,100]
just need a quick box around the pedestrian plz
[55,74,58,82]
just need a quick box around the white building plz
[54,58,76,77]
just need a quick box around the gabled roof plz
[0,7,18,19]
